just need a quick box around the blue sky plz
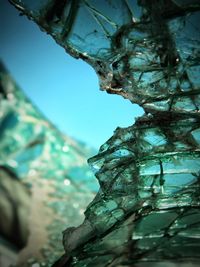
[0,1,143,149]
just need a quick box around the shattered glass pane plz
[7,0,200,266]
[0,62,98,266]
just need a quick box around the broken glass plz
[8,0,200,266]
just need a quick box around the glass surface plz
[6,0,200,266]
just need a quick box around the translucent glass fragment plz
[8,0,200,267]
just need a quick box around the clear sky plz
[0,1,143,149]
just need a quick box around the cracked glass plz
[6,0,200,266]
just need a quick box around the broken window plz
[6,0,200,266]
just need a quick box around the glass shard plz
[8,0,200,266]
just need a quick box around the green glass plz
[8,0,200,266]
